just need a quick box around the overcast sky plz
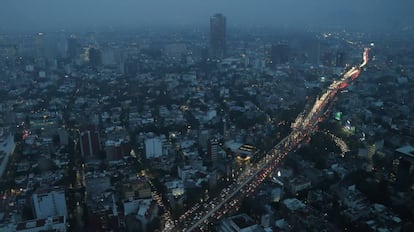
[1,0,413,32]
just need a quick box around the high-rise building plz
[306,39,320,65]
[88,46,101,67]
[223,118,229,141]
[79,126,101,157]
[270,43,290,65]
[86,31,98,47]
[210,13,226,61]
[124,57,139,77]
[34,32,46,58]
[335,51,346,67]
[198,129,210,149]
[105,139,131,161]
[32,188,68,219]
[145,137,163,159]
[67,35,79,59]
[208,138,219,162]
[57,128,69,146]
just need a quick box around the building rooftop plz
[283,198,306,211]
[395,145,414,159]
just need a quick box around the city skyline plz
[1,0,413,32]
[1,2,414,232]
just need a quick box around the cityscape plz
[1,1,414,232]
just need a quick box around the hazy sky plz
[1,0,413,32]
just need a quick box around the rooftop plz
[395,145,414,158]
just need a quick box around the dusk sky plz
[1,0,413,32]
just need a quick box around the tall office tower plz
[124,57,139,77]
[208,138,219,163]
[86,31,98,47]
[67,35,79,59]
[306,38,320,65]
[270,43,290,65]
[88,46,102,67]
[210,13,226,61]
[198,129,210,149]
[223,118,229,141]
[79,126,101,157]
[34,32,46,58]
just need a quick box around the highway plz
[185,136,291,231]
[163,47,370,232]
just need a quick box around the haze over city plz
[1,0,414,32]
[1,1,414,232]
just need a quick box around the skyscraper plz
[79,126,101,157]
[270,43,290,65]
[67,35,79,59]
[88,46,101,67]
[34,32,46,58]
[210,13,226,61]
[208,138,219,163]
[306,38,320,65]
